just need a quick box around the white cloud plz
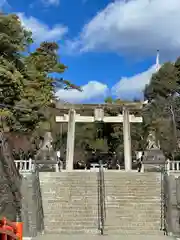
[41,0,59,6]
[112,65,156,100]
[17,13,67,43]
[55,65,157,103]
[70,0,180,58]
[56,81,109,103]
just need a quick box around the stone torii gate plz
[55,103,143,172]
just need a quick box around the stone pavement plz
[32,234,173,240]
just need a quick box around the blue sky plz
[1,0,180,103]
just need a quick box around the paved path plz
[32,234,174,240]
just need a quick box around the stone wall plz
[0,133,21,221]
[0,158,18,221]
[21,172,44,237]
[164,174,180,236]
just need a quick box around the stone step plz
[43,204,98,208]
[40,183,97,185]
[105,203,161,207]
[105,197,160,200]
[45,229,158,235]
[105,186,161,188]
[105,213,161,217]
[42,202,98,207]
[44,219,98,223]
[40,183,97,186]
[40,194,97,198]
[43,212,98,216]
[105,191,161,194]
[43,205,98,209]
[40,186,97,189]
[104,177,160,180]
[39,171,162,235]
[41,189,97,193]
[105,183,161,186]
[40,182,97,185]
[104,230,163,235]
[105,215,161,219]
[40,178,97,182]
[105,196,161,200]
[43,221,98,226]
[40,180,97,182]
[105,224,161,229]
[105,211,161,216]
[45,219,161,224]
[42,199,98,202]
[43,206,98,210]
[105,201,161,204]
[105,186,161,189]
[44,217,98,220]
[105,190,160,193]
[43,222,98,226]
[104,180,161,183]
[43,207,98,211]
[44,229,99,234]
[105,223,161,227]
[32,233,169,239]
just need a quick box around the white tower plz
[143,50,161,105]
[145,50,161,149]
[155,49,160,72]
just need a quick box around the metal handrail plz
[97,160,106,235]
[160,166,168,235]
[160,166,164,231]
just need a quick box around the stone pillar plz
[66,109,76,171]
[123,107,132,171]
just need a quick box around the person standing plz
[137,151,144,172]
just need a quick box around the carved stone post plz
[123,107,132,171]
[66,109,76,171]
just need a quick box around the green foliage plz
[144,57,180,157]
[0,13,79,134]
[144,62,177,101]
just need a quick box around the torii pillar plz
[66,109,76,171]
[123,107,132,171]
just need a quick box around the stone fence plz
[14,159,134,173]
[15,159,59,173]
[14,158,180,174]
[166,160,180,173]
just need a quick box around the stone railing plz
[166,160,180,173]
[15,159,143,172]
[15,159,34,172]
[14,159,59,173]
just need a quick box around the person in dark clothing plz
[86,150,96,169]
[137,151,144,172]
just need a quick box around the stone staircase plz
[104,172,162,235]
[39,171,163,235]
[39,172,98,234]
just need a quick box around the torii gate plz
[55,103,143,172]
